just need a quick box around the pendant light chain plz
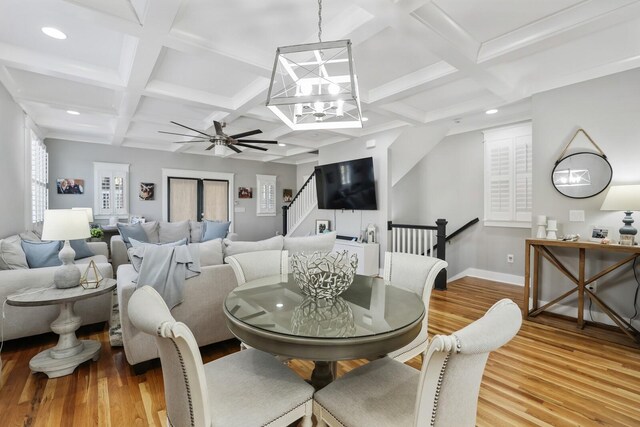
[318,0,323,43]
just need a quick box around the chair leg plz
[300,414,313,427]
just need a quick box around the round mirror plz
[551,152,612,199]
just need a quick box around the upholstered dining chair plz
[225,249,289,285]
[313,298,522,427]
[383,252,448,362]
[128,286,314,427]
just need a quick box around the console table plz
[7,278,117,378]
[524,238,640,345]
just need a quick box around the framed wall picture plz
[139,182,154,200]
[56,178,84,194]
[589,226,609,242]
[315,219,330,234]
[238,187,252,199]
[283,188,293,202]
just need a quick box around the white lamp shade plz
[41,209,91,241]
[600,185,640,211]
[72,207,94,222]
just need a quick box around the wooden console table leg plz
[523,242,531,317]
[578,248,585,329]
[532,247,540,311]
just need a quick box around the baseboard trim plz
[448,268,524,286]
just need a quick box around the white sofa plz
[0,240,113,341]
[117,232,337,372]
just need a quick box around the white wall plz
[45,139,298,241]
[317,129,403,261]
[0,83,26,237]
[532,68,640,320]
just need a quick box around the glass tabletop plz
[224,274,424,340]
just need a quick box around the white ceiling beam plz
[0,42,124,90]
[112,0,185,146]
[61,0,144,36]
[367,61,458,104]
[370,102,425,126]
[478,0,640,64]
[144,80,235,111]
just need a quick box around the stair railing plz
[282,171,317,236]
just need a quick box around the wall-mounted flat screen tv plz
[315,157,378,210]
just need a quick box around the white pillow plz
[223,235,284,257]
[0,235,29,270]
[158,220,190,243]
[190,238,223,266]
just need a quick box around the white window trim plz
[256,174,277,217]
[29,128,48,225]
[483,122,532,228]
[94,162,130,220]
[161,168,235,232]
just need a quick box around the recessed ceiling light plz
[66,110,80,115]
[278,143,286,147]
[42,27,67,40]
[485,109,498,115]
[362,117,369,122]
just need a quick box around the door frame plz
[162,168,235,232]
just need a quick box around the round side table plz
[7,278,116,378]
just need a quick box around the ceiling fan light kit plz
[266,0,362,130]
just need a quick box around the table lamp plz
[72,207,94,223]
[600,184,640,245]
[41,209,91,288]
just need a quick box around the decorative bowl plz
[291,251,358,299]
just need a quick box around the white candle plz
[537,215,547,225]
[547,219,557,230]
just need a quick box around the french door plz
[167,177,229,222]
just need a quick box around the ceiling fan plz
[158,120,278,155]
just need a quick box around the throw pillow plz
[21,240,63,269]
[140,221,159,243]
[189,220,203,243]
[129,237,188,248]
[70,239,95,260]
[19,231,41,242]
[223,235,284,257]
[158,220,190,243]
[117,223,148,244]
[202,220,231,242]
[284,231,337,255]
[191,238,224,266]
[0,235,29,270]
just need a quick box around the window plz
[257,174,277,216]
[483,123,532,228]
[94,162,129,219]
[30,130,48,224]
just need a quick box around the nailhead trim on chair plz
[265,398,313,427]
[430,352,451,427]
[158,323,196,427]
[315,401,347,427]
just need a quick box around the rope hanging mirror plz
[551,128,612,199]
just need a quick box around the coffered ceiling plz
[1,0,639,164]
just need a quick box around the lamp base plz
[54,241,81,289]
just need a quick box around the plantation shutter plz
[94,162,130,219]
[483,123,532,227]
[257,174,277,216]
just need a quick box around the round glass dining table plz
[223,273,424,389]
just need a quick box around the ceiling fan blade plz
[236,139,279,144]
[230,129,262,139]
[213,121,224,136]
[228,144,242,153]
[170,121,213,138]
[236,142,268,151]
[158,130,207,138]
[171,140,208,144]
[205,144,215,151]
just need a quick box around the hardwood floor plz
[1,277,639,426]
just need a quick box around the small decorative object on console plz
[546,219,558,240]
[80,260,103,289]
[536,215,547,239]
[291,251,358,299]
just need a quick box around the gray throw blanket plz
[130,244,201,309]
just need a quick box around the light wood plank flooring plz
[1,277,639,426]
